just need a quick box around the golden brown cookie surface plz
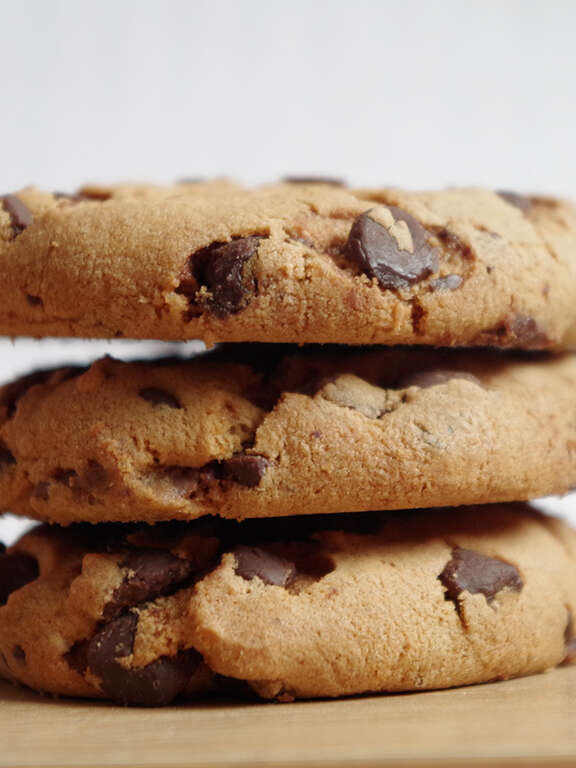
[0,504,574,705]
[1,182,575,347]
[2,346,576,523]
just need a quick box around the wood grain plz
[1,666,576,767]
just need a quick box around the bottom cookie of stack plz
[0,502,574,706]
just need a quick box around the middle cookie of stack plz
[1,345,575,524]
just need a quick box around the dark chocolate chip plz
[12,645,26,663]
[2,195,33,236]
[82,460,109,490]
[0,552,39,606]
[400,370,481,389]
[220,455,269,487]
[346,208,438,290]
[64,640,89,675]
[177,236,262,318]
[87,614,198,706]
[497,191,532,212]
[429,274,463,292]
[481,313,550,349]
[162,464,221,498]
[506,314,550,348]
[138,387,182,409]
[434,229,473,260]
[283,176,346,187]
[439,548,523,604]
[26,294,43,307]
[233,545,296,587]
[0,443,16,468]
[52,468,78,486]
[103,549,194,620]
[32,482,50,501]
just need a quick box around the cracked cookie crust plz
[1,182,576,347]
[2,346,576,523]
[0,503,574,704]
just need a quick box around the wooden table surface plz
[1,665,576,768]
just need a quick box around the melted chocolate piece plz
[64,640,89,675]
[400,370,481,389]
[138,388,182,409]
[0,443,16,467]
[439,548,523,604]
[103,549,194,620]
[0,552,39,606]
[346,208,438,290]
[506,314,550,348]
[87,614,199,706]
[233,545,296,587]
[178,236,262,318]
[220,455,269,487]
[2,195,33,236]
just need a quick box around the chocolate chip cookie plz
[2,346,576,524]
[0,503,574,705]
[1,182,575,347]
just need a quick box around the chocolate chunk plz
[2,195,33,236]
[161,464,221,498]
[497,191,533,212]
[283,176,346,186]
[400,370,481,389]
[439,548,523,604]
[52,468,78,486]
[429,274,463,292]
[346,208,438,290]
[481,313,550,349]
[82,460,109,490]
[0,443,16,467]
[138,387,182,409]
[103,549,194,620]
[506,314,550,348]
[0,552,39,606]
[26,294,43,307]
[434,229,472,259]
[12,646,26,663]
[64,640,89,675]
[220,455,269,487]
[87,614,198,706]
[233,545,296,587]
[178,236,262,318]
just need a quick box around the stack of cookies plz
[1,180,576,707]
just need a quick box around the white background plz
[0,0,574,541]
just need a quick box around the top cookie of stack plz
[1,179,575,348]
